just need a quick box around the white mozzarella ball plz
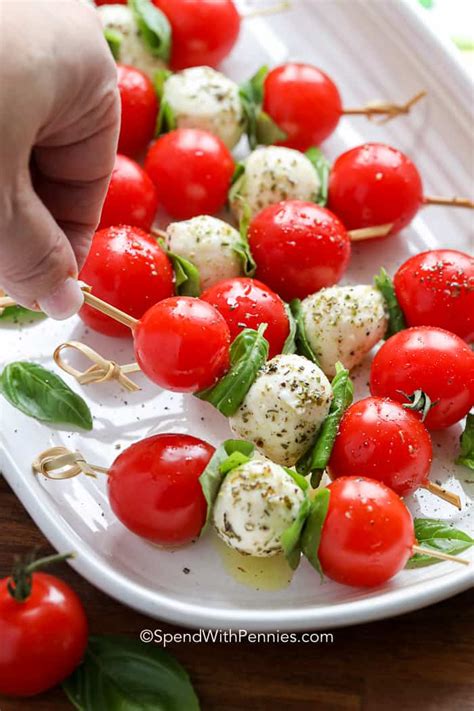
[98,5,167,77]
[213,458,305,557]
[162,67,244,149]
[166,216,243,291]
[230,354,333,467]
[301,285,389,377]
[230,146,320,220]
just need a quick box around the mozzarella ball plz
[230,146,320,220]
[98,5,167,77]
[301,285,389,377]
[230,354,333,466]
[166,216,243,291]
[162,67,244,149]
[213,458,305,556]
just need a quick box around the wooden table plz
[0,474,472,711]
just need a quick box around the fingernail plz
[38,278,84,320]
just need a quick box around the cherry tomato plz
[134,296,231,391]
[370,327,474,430]
[329,397,433,497]
[318,477,415,587]
[116,64,159,158]
[144,129,234,219]
[247,200,351,301]
[108,433,215,544]
[262,63,342,151]
[99,154,159,231]
[201,277,290,359]
[153,0,240,70]
[394,249,474,342]
[96,0,126,4]
[79,225,174,337]
[0,563,88,697]
[328,143,424,235]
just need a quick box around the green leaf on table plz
[305,147,331,206]
[455,413,474,470]
[374,267,407,338]
[289,299,319,364]
[301,487,331,579]
[239,66,286,149]
[129,0,172,62]
[407,518,474,568]
[198,439,255,530]
[103,28,123,60]
[195,325,269,417]
[281,495,311,570]
[0,362,93,430]
[63,635,200,711]
[281,303,297,354]
[0,305,45,324]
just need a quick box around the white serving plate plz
[0,0,473,631]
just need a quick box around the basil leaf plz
[62,635,199,711]
[280,496,311,570]
[374,267,406,338]
[196,325,269,417]
[155,237,201,296]
[239,66,286,149]
[283,467,309,491]
[407,518,474,568]
[198,440,255,530]
[129,0,171,62]
[281,303,297,355]
[153,69,175,135]
[231,161,245,186]
[455,413,474,470]
[0,362,93,431]
[305,147,331,206]
[301,488,331,579]
[289,299,319,364]
[153,68,172,100]
[103,28,123,60]
[232,203,256,277]
[0,305,45,324]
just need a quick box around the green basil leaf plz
[62,635,199,711]
[231,203,256,277]
[195,325,269,417]
[406,518,474,568]
[103,28,123,61]
[280,496,311,570]
[455,413,474,470]
[129,0,171,62]
[0,305,45,324]
[0,362,93,431]
[153,68,173,100]
[155,237,201,296]
[296,363,353,483]
[198,440,255,530]
[255,111,287,146]
[153,69,175,135]
[304,147,331,206]
[374,267,406,338]
[239,66,268,150]
[289,299,319,364]
[301,487,331,579]
[231,161,245,186]
[283,467,309,491]
[228,166,247,215]
[281,302,297,354]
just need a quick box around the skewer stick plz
[54,341,142,392]
[347,223,393,241]
[241,1,292,19]
[343,90,427,123]
[33,447,109,480]
[412,544,470,566]
[0,296,18,310]
[151,228,168,241]
[82,291,139,330]
[424,195,474,209]
[422,481,462,510]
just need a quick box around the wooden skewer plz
[422,481,462,510]
[424,195,474,209]
[151,228,168,241]
[412,544,470,566]
[241,1,292,19]
[82,292,139,330]
[343,90,427,123]
[0,296,18,310]
[347,223,393,241]
[33,447,109,480]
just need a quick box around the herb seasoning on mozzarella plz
[213,458,305,556]
[301,285,388,377]
[229,354,333,466]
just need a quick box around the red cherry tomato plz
[0,567,88,697]
[247,200,351,301]
[329,397,433,497]
[96,0,126,4]
[153,0,240,70]
[99,154,159,231]
[201,277,290,359]
[328,143,424,235]
[116,64,159,158]
[263,63,342,151]
[108,433,215,545]
[144,129,234,219]
[318,477,415,588]
[370,327,474,430]
[394,249,474,342]
[134,296,231,391]
[79,226,174,337]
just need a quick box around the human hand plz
[0,0,120,318]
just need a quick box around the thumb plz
[0,177,84,319]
